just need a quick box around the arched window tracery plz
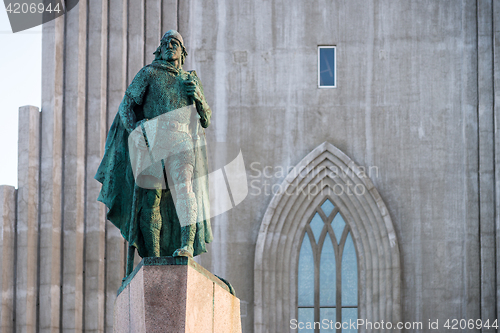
[298,198,358,333]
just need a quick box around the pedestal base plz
[113,257,242,333]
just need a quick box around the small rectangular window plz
[318,46,336,88]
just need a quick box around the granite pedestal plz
[113,257,242,333]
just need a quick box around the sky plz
[0,6,42,188]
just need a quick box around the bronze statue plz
[95,30,212,278]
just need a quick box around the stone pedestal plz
[113,257,242,333]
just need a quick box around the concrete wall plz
[0,0,497,332]
[182,0,499,331]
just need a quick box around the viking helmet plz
[161,30,185,48]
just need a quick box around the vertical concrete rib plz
[16,106,41,333]
[61,1,87,331]
[145,0,161,62]
[127,0,145,83]
[161,0,178,34]
[105,0,128,330]
[460,0,481,322]
[494,0,500,324]
[125,0,152,303]
[123,1,146,303]
[177,0,192,64]
[0,186,16,333]
[84,0,108,332]
[477,0,496,330]
[39,15,65,333]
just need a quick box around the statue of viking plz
[95,30,212,277]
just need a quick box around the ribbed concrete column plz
[161,0,178,34]
[145,0,161,61]
[461,0,482,324]
[105,0,128,330]
[61,1,87,331]
[84,0,108,331]
[477,0,496,331]
[16,106,41,333]
[39,15,64,333]
[0,185,16,333]
[177,0,193,68]
[494,0,500,325]
[127,0,145,77]
[127,0,145,273]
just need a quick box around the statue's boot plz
[172,192,197,258]
[139,196,162,257]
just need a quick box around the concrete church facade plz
[0,0,499,332]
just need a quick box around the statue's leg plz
[173,190,197,258]
[166,149,197,258]
[139,186,163,257]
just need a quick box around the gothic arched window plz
[254,142,401,333]
[297,198,358,333]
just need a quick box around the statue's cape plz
[95,98,213,258]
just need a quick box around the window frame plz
[318,46,337,88]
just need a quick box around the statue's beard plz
[161,52,171,61]
[162,50,178,62]
[160,53,183,67]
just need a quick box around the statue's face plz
[161,38,182,63]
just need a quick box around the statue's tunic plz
[95,60,212,258]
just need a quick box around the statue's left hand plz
[184,77,203,104]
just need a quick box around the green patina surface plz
[95,30,213,280]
